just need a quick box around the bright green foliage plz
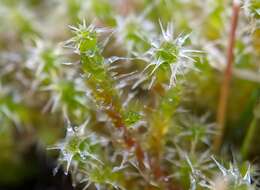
[123,111,141,126]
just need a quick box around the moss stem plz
[213,0,240,152]
[241,118,257,159]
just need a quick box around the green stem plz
[241,118,257,159]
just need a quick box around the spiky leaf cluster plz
[0,0,260,189]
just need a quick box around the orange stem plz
[214,0,240,152]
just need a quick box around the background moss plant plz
[0,0,260,189]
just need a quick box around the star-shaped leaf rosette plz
[139,21,202,89]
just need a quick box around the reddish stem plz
[214,0,240,152]
[106,99,172,188]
